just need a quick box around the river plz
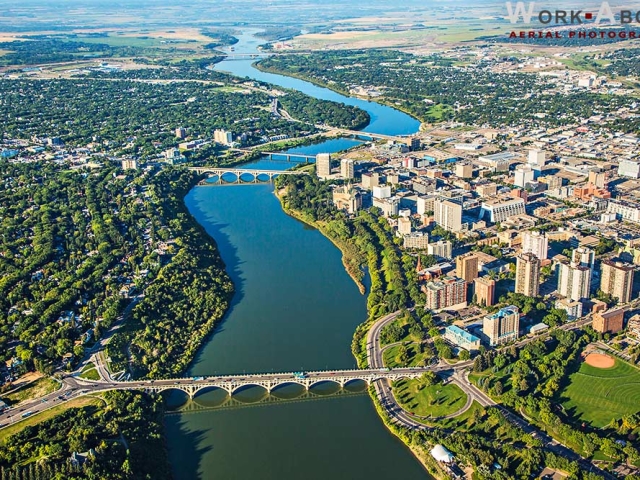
[164,31,429,479]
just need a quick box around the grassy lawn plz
[1,378,61,406]
[79,363,101,381]
[0,396,104,443]
[383,343,432,368]
[393,378,467,418]
[560,358,640,428]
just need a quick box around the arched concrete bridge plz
[84,367,427,399]
[189,167,307,184]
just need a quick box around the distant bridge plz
[84,368,427,399]
[189,167,307,184]
[229,148,317,163]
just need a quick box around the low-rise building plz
[593,307,625,334]
[444,325,480,351]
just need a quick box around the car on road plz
[41,399,47,403]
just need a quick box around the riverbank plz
[255,61,425,127]
[274,181,446,479]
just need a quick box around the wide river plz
[164,31,429,479]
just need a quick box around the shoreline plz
[274,187,445,479]
[254,61,425,126]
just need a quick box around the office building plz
[444,325,480,351]
[456,163,473,179]
[427,240,452,260]
[410,137,421,151]
[373,185,392,199]
[483,305,520,346]
[316,153,331,178]
[163,148,186,165]
[480,198,526,223]
[456,253,479,284]
[175,127,187,139]
[397,217,412,235]
[361,172,380,189]
[607,199,640,224]
[515,252,540,297]
[588,170,607,189]
[403,232,429,249]
[434,198,462,232]
[557,261,591,301]
[372,197,400,217]
[340,158,354,179]
[214,129,233,145]
[618,159,640,179]
[521,230,548,260]
[424,276,467,310]
[600,260,634,303]
[593,307,625,334]
[555,298,583,321]
[528,149,546,167]
[514,164,534,188]
[474,276,496,307]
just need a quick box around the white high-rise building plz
[514,164,534,188]
[528,149,546,167]
[316,153,331,178]
[618,159,640,179]
[340,158,354,179]
[372,185,392,199]
[557,261,591,301]
[521,231,548,260]
[434,198,462,232]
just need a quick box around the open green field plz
[1,378,61,406]
[382,343,432,368]
[79,363,101,381]
[393,378,467,418]
[561,358,640,428]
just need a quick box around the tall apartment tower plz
[521,230,548,260]
[316,153,331,178]
[515,252,540,297]
[557,261,591,301]
[340,158,354,179]
[572,247,595,271]
[175,127,187,139]
[434,198,463,232]
[600,260,634,303]
[474,276,496,307]
[483,305,520,346]
[456,253,479,284]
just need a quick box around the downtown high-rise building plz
[456,253,479,284]
[474,276,496,307]
[340,158,354,179]
[600,260,634,303]
[515,252,540,297]
[557,261,591,301]
[316,153,331,178]
[521,230,548,260]
[434,198,462,232]
[483,305,520,346]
